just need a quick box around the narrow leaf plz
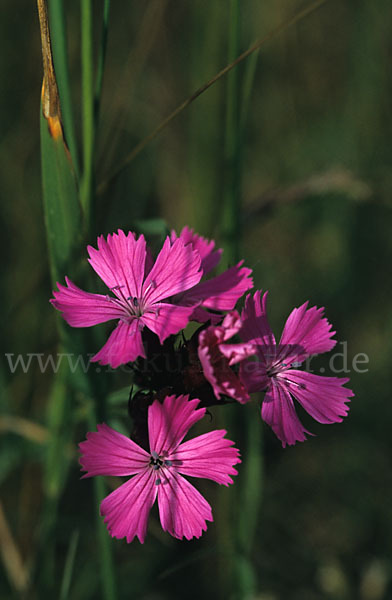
[48,0,80,176]
[37,0,82,284]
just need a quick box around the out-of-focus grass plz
[1,1,392,598]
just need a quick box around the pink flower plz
[79,394,241,543]
[171,227,253,322]
[51,230,202,367]
[198,311,256,404]
[240,291,353,447]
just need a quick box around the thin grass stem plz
[97,0,329,194]
[240,50,259,135]
[59,530,80,600]
[94,0,111,129]
[217,4,243,596]
[219,4,263,598]
[222,0,241,266]
[80,0,95,229]
[87,401,118,600]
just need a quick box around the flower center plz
[107,280,159,323]
[267,359,303,378]
[149,450,172,485]
[266,362,288,377]
[107,286,146,319]
[126,296,145,318]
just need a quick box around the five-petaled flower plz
[51,230,203,367]
[239,291,354,447]
[79,394,241,543]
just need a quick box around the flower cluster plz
[52,227,353,542]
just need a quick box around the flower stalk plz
[80,0,95,230]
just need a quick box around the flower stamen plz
[126,296,144,318]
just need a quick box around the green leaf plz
[43,363,73,499]
[40,111,82,284]
[48,0,80,176]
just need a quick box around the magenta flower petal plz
[91,320,145,367]
[239,360,269,393]
[148,394,205,455]
[282,370,353,424]
[179,261,253,313]
[198,312,252,403]
[101,470,157,544]
[157,469,213,540]
[240,291,353,446]
[141,303,196,343]
[186,306,222,325]
[194,262,253,310]
[142,237,202,303]
[51,277,125,327]
[261,381,311,447]
[79,424,150,477]
[219,311,242,340]
[279,302,336,361]
[241,291,276,363]
[87,230,147,298]
[170,227,252,322]
[198,333,250,403]
[219,342,256,366]
[172,430,241,485]
[171,226,222,274]
[144,246,155,278]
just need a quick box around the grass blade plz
[87,400,118,600]
[187,2,223,236]
[94,0,111,128]
[37,4,117,598]
[48,0,80,177]
[59,530,80,600]
[0,501,30,594]
[40,111,82,283]
[222,0,241,266]
[80,0,95,229]
[240,50,259,135]
[219,4,263,598]
[38,0,82,283]
[38,0,82,553]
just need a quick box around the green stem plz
[94,0,111,130]
[59,530,80,600]
[87,402,117,600]
[236,406,263,598]
[188,2,222,236]
[220,4,263,599]
[80,0,95,230]
[35,358,72,591]
[222,0,241,266]
[240,51,259,135]
[239,415,263,555]
[217,6,242,598]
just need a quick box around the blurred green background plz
[1,1,392,598]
